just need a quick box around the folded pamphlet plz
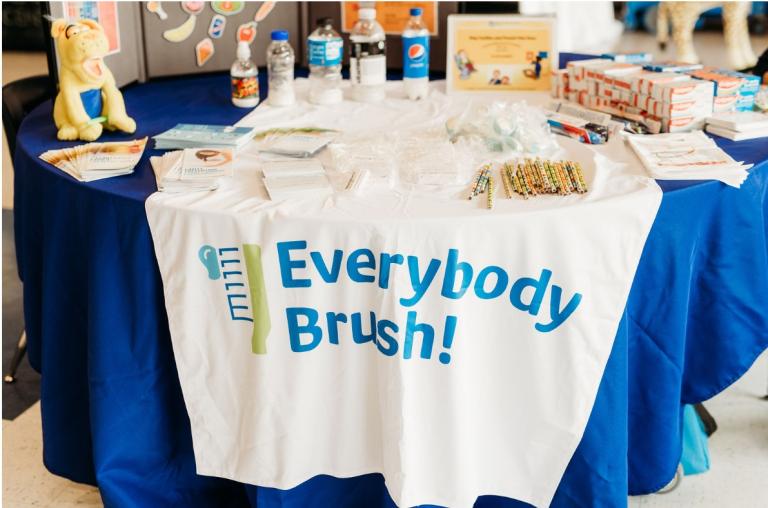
[259,157,333,200]
[150,147,233,193]
[39,137,147,182]
[153,124,256,150]
[253,128,337,158]
[626,131,752,188]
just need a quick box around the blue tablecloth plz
[14,67,768,507]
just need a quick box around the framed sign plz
[342,1,438,35]
[446,15,556,94]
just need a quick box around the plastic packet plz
[445,101,559,157]
[328,138,399,188]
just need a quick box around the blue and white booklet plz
[153,124,256,150]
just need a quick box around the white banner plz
[146,82,661,507]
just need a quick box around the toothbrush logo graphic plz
[198,244,271,354]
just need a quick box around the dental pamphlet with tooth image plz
[180,147,233,178]
[149,147,233,193]
[39,137,147,182]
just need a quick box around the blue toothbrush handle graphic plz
[198,245,221,280]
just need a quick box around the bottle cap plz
[410,7,423,16]
[358,8,375,20]
[317,17,333,27]
[271,29,289,41]
[236,41,251,61]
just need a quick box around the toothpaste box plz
[687,69,742,96]
[567,58,611,90]
[643,61,704,73]
[649,98,713,119]
[631,72,691,95]
[662,116,708,133]
[591,63,643,82]
[618,89,632,104]
[651,80,714,103]
[551,70,569,98]
[713,94,738,113]
[597,81,616,99]
[601,52,653,64]
[711,68,761,94]
[644,115,663,134]
[736,94,756,111]
[587,79,598,96]
[607,74,635,92]
[631,93,653,111]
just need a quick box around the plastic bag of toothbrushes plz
[328,137,399,188]
[445,101,559,157]
[393,130,478,187]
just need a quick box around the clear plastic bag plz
[445,101,559,157]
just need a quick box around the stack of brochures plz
[39,137,147,182]
[626,131,752,188]
[705,111,768,141]
[253,128,337,158]
[260,158,333,200]
[149,147,233,193]
[153,124,256,151]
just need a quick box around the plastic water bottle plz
[402,7,430,100]
[231,41,259,108]
[266,30,295,107]
[308,17,343,105]
[349,8,386,103]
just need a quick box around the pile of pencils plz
[501,158,588,199]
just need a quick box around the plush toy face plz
[51,19,109,87]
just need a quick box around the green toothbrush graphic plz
[243,244,271,354]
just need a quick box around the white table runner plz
[146,80,661,507]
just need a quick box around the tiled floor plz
[3,405,102,507]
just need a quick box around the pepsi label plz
[403,35,429,79]
[309,38,343,66]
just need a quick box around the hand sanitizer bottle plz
[231,41,259,108]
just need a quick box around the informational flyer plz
[342,1,438,35]
[63,1,120,55]
[446,15,556,94]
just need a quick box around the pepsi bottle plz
[402,7,429,100]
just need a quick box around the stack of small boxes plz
[552,57,762,133]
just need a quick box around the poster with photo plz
[446,15,556,94]
[63,1,121,55]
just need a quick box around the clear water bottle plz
[308,17,343,105]
[231,41,259,108]
[349,8,386,103]
[402,7,430,100]
[266,30,295,107]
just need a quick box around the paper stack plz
[153,124,256,151]
[39,137,147,182]
[627,131,752,188]
[149,147,233,192]
[260,158,333,200]
[253,128,337,158]
[705,111,768,141]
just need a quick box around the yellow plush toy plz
[50,18,136,141]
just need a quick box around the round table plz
[14,71,768,508]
